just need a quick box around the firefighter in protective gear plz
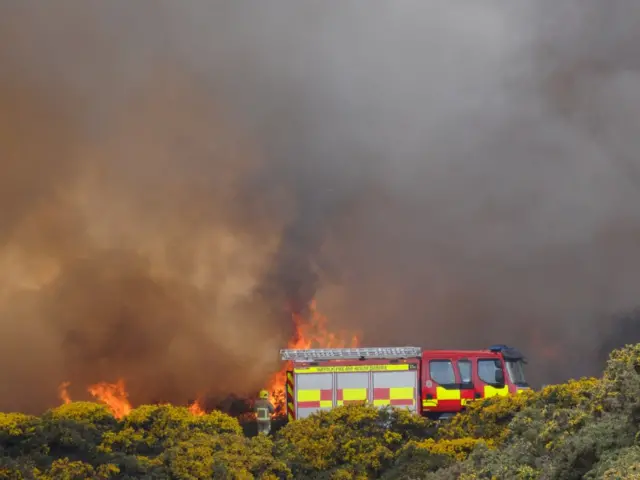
[254,390,275,435]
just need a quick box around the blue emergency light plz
[488,344,527,363]
[488,344,510,353]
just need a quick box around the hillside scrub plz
[2,345,640,479]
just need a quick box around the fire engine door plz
[295,373,333,419]
[372,371,417,412]
[423,358,461,412]
[336,372,368,406]
[475,358,509,399]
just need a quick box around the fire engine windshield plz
[505,359,528,387]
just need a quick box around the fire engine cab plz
[281,345,529,421]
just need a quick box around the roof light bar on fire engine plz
[280,346,422,362]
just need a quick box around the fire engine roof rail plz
[280,346,422,362]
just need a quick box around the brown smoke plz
[2,0,640,413]
[0,5,294,412]
[0,76,292,412]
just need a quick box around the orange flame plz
[88,379,132,419]
[58,381,72,405]
[188,398,205,416]
[266,299,359,410]
[54,300,355,419]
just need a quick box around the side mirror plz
[495,368,505,385]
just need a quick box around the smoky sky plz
[1,0,640,412]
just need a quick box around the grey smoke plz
[0,0,639,412]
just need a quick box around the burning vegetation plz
[2,0,640,419]
[55,299,358,420]
[266,300,359,413]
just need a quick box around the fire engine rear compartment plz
[282,347,422,420]
[289,365,420,420]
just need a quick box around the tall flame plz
[58,381,72,405]
[87,379,132,419]
[188,398,205,416]
[266,299,359,411]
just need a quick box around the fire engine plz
[281,344,529,421]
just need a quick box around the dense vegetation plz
[3,345,640,479]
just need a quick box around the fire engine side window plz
[478,359,503,385]
[429,360,456,385]
[457,360,472,384]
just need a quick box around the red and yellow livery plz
[282,344,529,421]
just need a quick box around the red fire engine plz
[281,345,529,421]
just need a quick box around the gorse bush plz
[275,403,435,478]
[2,344,640,479]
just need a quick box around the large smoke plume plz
[1,0,639,412]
